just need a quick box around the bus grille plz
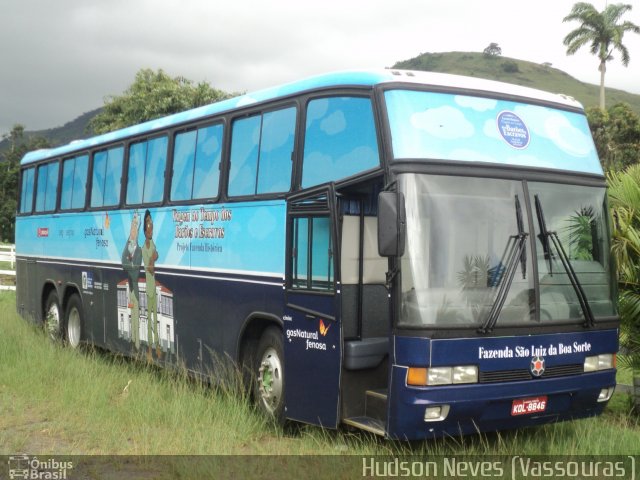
[479,364,584,383]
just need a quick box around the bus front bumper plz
[386,366,616,440]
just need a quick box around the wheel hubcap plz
[257,347,282,414]
[46,303,60,340]
[67,307,81,348]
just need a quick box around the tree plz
[5,124,25,149]
[500,60,520,73]
[0,125,49,242]
[483,42,502,56]
[587,103,640,171]
[563,2,640,110]
[608,165,640,411]
[88,69,238,134]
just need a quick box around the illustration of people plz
[142,209,160,361]
[121,212,142,351]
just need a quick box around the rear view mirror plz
[378,191,406,257]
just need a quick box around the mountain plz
[393,51,640,114]
[0,107,102,153]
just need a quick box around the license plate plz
[511,396,547,416]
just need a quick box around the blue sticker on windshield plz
[497,111,530,149]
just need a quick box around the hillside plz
[0,107,102,153]
[393,51,640,114]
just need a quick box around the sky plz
[1,0,639,136]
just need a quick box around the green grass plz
[0,296,272,456]
[0,291,638,466]
[617,364,633,386]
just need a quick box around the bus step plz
[365,389,388,422]
[343,416,386,436]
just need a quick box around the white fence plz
[0,244,16,291]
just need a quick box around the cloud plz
[2,0,639,137]
[483,119,503,140]
[543,114,593,157]
[410,106,474,139]
[261,108,296,152]
[306,99,329,124]
[303,146,378,184]
[515,105,593,157]
[320,111,347,136]
[455,96,497,112]
[200,131,221,156]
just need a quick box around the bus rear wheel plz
[44,290,62,342]
[254,327,285,422]
[65,294,84,349]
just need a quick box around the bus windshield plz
[384,89,603,175]
[398,174,615,328]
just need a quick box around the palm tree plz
[608,165,640,411]
[563,2,640,110]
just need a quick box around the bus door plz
[283,186,342,427]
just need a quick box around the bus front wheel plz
[65,294,84,349]
[44,290,62,342]
[254,327,285,422]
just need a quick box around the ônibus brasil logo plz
[530,356,545,377]
[8,455,74,480]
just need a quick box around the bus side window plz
[91,146,124,208]
[171,124,223,201]
[257,108,295,194]
[60,154,88,210]
[291,216,334,291]
[126,136,168,205]
[20,167,35,214]
[229,115,260,197]
[302,97,379,189]
[35,161,59,212]
[228,106,295,197]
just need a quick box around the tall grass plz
[0,292,272,455]
[1,291,638,459]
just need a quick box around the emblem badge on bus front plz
[530,356,546,377]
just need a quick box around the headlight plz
[406,365,478,386]
[453,365,479,384]
[584,353,616,372]
[428,367,453,386]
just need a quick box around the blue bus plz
[15,70,617,440]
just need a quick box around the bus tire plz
[64,294,84,349]
[44,290,62,342]
[254,327,285,422]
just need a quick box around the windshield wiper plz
[478,195,528,334]
[534,194,554,274]
[534,194,595,328]
[515,193,527,279]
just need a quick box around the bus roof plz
[21,69,584,166]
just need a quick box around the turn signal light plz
[407,367,428,386]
